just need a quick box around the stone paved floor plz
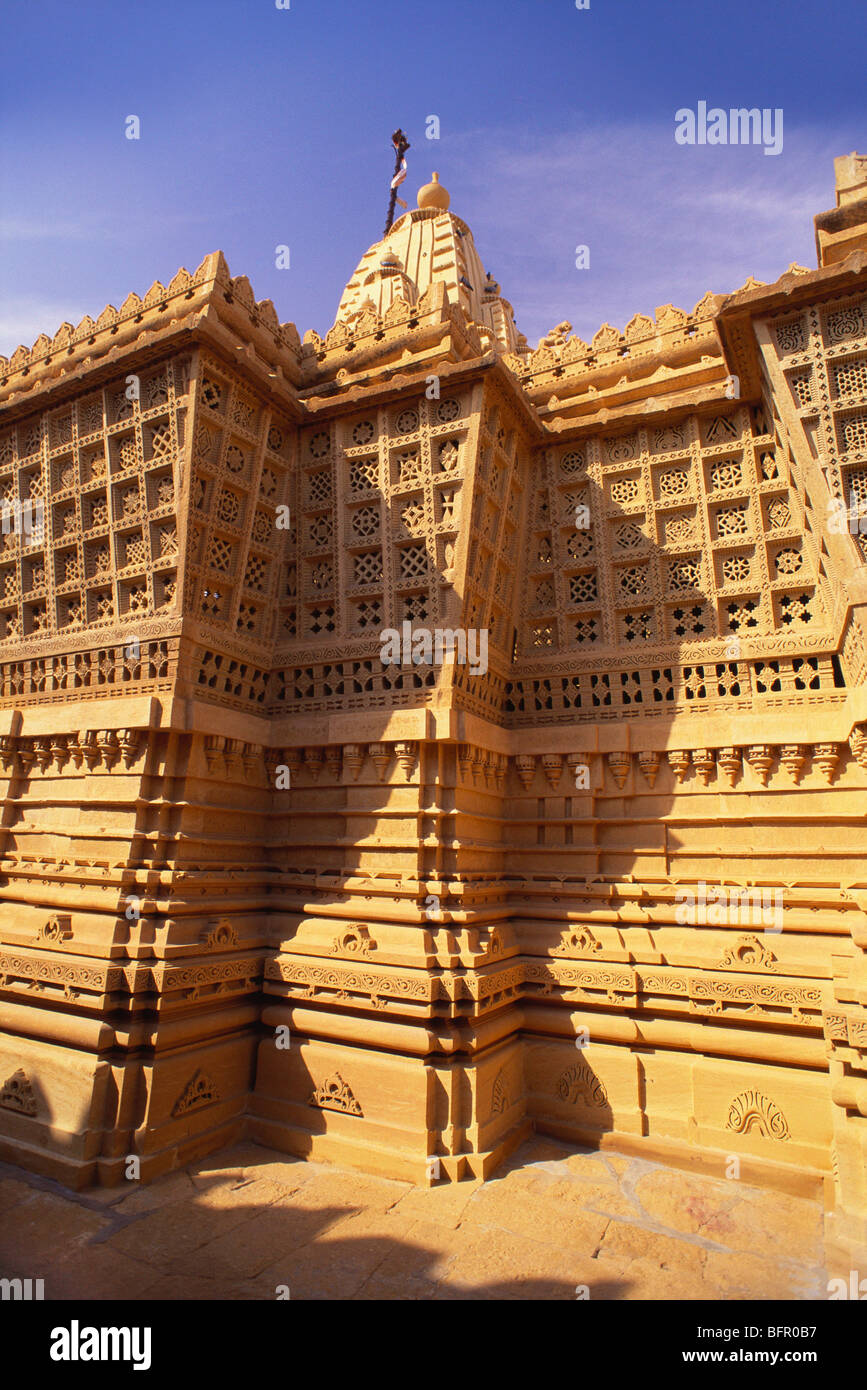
[0,1136,831,1300]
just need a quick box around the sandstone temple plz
[1,156,866,1260]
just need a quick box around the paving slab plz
[0,1136,831,1301]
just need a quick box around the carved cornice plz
[716,250,867,402]
[264,951,828,1025]
[0,948,264,1003]
[0,252,305,413]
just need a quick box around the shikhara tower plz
[1,158,867,1260]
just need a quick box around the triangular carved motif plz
[719,934,778,971]
[553,925,602,957]
[557,1060,608,1108]
[726,1089,790,1140]
[37,914,72,945]
[0,1068,37,1115]
[309,1073,363,1116]
[172,1070,220,1117]
[200,919,238,951]
[329,924,374,957]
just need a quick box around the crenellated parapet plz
[0,251,304,413]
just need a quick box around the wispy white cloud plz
[0,299,89,356]
[0,218,103,242]
[442,120,848,346]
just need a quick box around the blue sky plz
[1,0,864,358]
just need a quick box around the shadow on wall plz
[455,407,852,1182]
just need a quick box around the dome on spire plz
[417,172,450,211]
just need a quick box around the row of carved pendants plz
[237,729,867,790]
[5,729,864,789]
[665,744,851,788]
[263,741,420,784]
[511,730,866,790]
[0,730,143,773]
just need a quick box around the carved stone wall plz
[1,162,866,1258]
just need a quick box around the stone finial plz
[118,730,141,769]
[242,744,259,780]
[717,748,742,788]
[17,744,35,773]
[566,751,590,788]
[368,743,390,781]
[343,745,364,781]
[495,753,508,791]
[284,749,304,779]
[607,751,631,790]
[514,754,536,790]
[541,753,563,789]
[813,743,841,784]
[97,730,120,770]
[417,172,450,211]
[50,736,69,771]
[34,739,53,773]
[746,745,774,786]
[395,742,418,781]
[472,746,486,785]
[0,736,14,773]
[848,725,867,772]
[637,751,660,788]
[204,735,224,774]
[779,745,807,784]
[668,750,690,784]
[482,749,496,789]
[692,749,716,786]
[305,747,324,782]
